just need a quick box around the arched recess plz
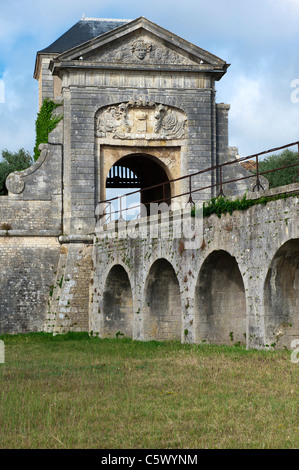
[264,239,299,348]
[143,258,182,341]
[102,265,133,338]
[195,250,246,345]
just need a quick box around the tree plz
[258,149,299,188]
[0,149,33,195]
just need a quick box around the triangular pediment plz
[78,31,208,67]
[54,17,227,70]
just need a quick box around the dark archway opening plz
[264,239,299,348]
[195,250,246,345]
[143,259,181,341]
[106,154,171,216]
[103,265,133,338]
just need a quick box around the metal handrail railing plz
[97,140,299,222]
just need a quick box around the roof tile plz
[38,18,132,54]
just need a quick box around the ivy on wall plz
[33,98,63,161]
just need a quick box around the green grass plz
[0,332,298,449]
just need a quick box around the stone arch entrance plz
[102,265,133,338]
[143,258,182,341]
[264,239,299,348]
[106,153,171,214]
[195,250,246,345]
[95,101,188,213]
[98,145,183,209]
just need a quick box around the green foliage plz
[33,98,63,161]
[0,148,33,195]
[193,192,291,219]
[201,193,259,218]
[258,149,299,188]
[189,149,299,219]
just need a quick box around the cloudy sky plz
[0,0,299,158]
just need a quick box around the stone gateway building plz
[1,17,299,349]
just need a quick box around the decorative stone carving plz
[89,35,202,66]
[128,98,155,108]
[5,172,25,194]
[154,104,186,140]
[96,103,130,139]
[5,143,49,194]
[136,111,148,132]
[131,40,152,60]
[96,102,187,141]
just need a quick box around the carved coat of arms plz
[96,102,187,141]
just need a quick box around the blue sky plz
[0,0,299,157]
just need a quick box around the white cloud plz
[221,72,299,156]
[268,0,299,10]
[0,0,299,158]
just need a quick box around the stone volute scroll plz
[5,172,25,194]
[95,102,187,141]
[5,143,49,194]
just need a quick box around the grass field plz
[0,332,298,449]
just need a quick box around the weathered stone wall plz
[44,241,93,334]
[61,79,221,235]
[0,237,60,334]
[2,182,299,348]
[0,198,61,235]
[0,115,63,333]
[41,57,54,102]
[90,183,299,349]
[0,115,63,235]
[0,19,290,344]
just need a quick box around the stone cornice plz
[33,52,56,80]
[50,59,229,80]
